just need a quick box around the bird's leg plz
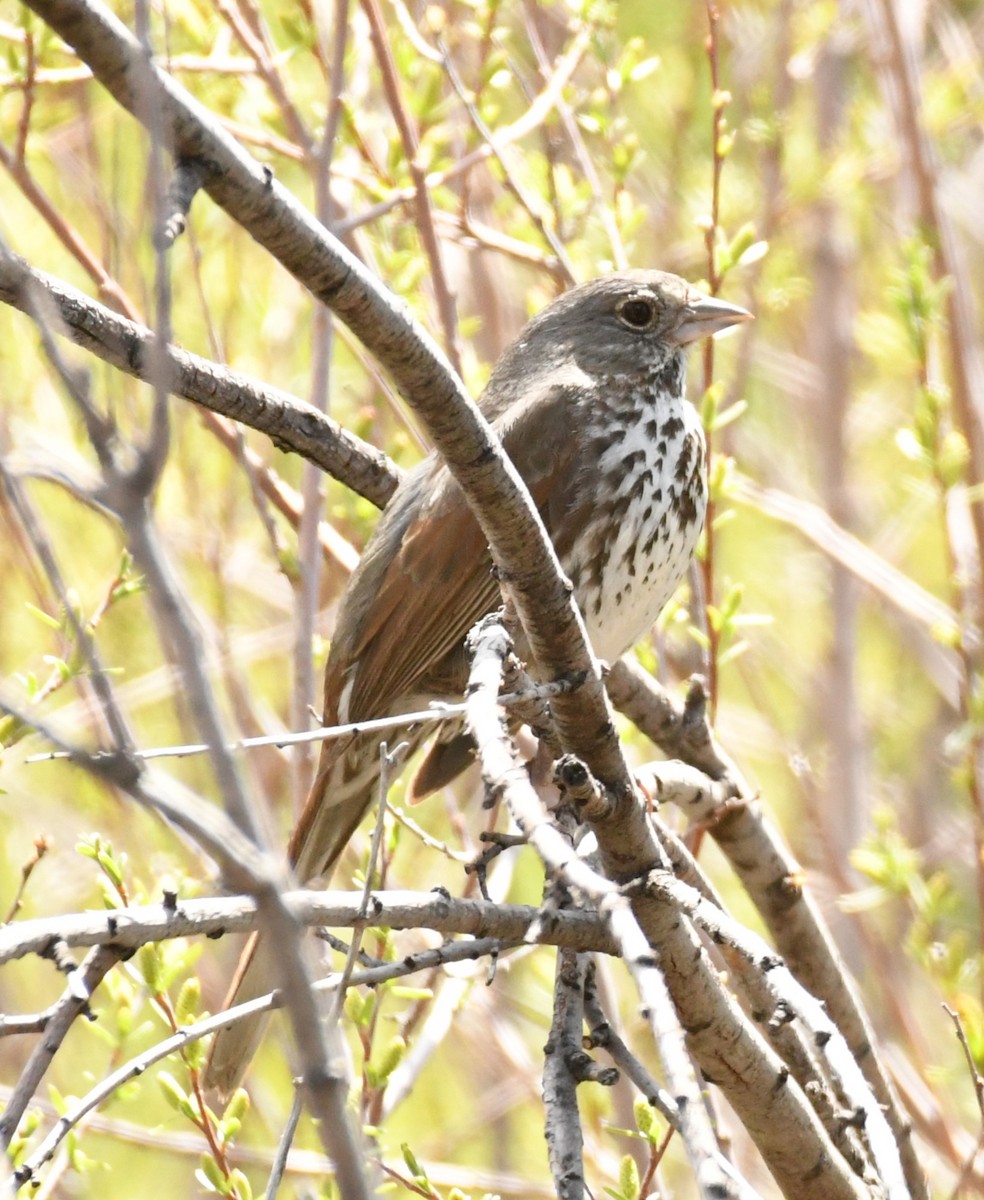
[464,830,528,900]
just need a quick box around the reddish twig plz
[360,0,462,375]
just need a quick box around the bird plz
[205,269,752,1090]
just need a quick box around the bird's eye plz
[618,297,655,329]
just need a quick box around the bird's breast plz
[563,396,706,663]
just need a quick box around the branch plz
[0,711,367,1196]
[645,868,908,1200]
[0,249,401,510]
[867,0,984,583]
[543,950,587,1200]
[606,658,737,780]
[463,614,862,1200]
[0,944,122,1149]
[733,471,962,689]
[608,659,921,1199]
[9,936,515,1188]
[361,0,461,374]
[648,814,870,1180]
[0,889,614,970]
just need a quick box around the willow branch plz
[0,249,401,510]
[0,889,614,968]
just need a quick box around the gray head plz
[483,270,751,410]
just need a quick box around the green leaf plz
[619,1154,640,1200]
[401,1143,427,1183]
[688,625,710,650]
[223,1088,250,1124]
[700,380,724,427]
[176,977,202,1026]
[217,1116,241,1146]
[895,427,928,464]
[633,1096,656,1138]
[938,430,969,488]
[710,399,747,432]
[628,56,660,82]
[136,943,164,993]
[24,601,61,630]
[158,1071,196,1121]
[718,639,749,667]
[229,1169,252,1200]
[389,986,434,1001]
[198,1153,226,1192]
[375,1035,406,1081]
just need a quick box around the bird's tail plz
[203,730,401,1093]
[202,930,272,1095]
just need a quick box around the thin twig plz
[360,0,461,374]
[10,936,520,1189]
[943,1004,984,1200]
[24,678,580,763]
[264,1092,303,1200]
[329,740,407,1020]
[0,944,123,1150]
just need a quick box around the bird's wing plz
[325,382,583,725]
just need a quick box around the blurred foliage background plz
[2,0,984,1195]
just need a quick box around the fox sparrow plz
[206,269,751,1089]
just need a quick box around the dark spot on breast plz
[645,417,661,439]
[675,432,698,483]
[676,487,700,526]
[662,414,684,440]
[653,356,685,396]
[643,528,659,556]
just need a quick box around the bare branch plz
[543,949,587,1200]
[360,0,462,374]
[609,658,922,1198]
[9,936,518,1188]
[0,888,616,967]
[646,868,908,1200]
[464,613,860,1200]
[0,250,401,509]
[0,945,122,1150]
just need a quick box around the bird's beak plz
[671,294,753,345]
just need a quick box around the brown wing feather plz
[345,477,499,717]
[287,380,586,886]
[324,379,585,727]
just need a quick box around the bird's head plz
[508,269,752,382]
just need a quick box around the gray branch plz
[0,945,122,1151]
[542,949,587,1200]
[0,889,616,970]
[9,936,513,1188]
[610,656,920,1198]
[0,250,401,510]
[464,613,783,1200]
